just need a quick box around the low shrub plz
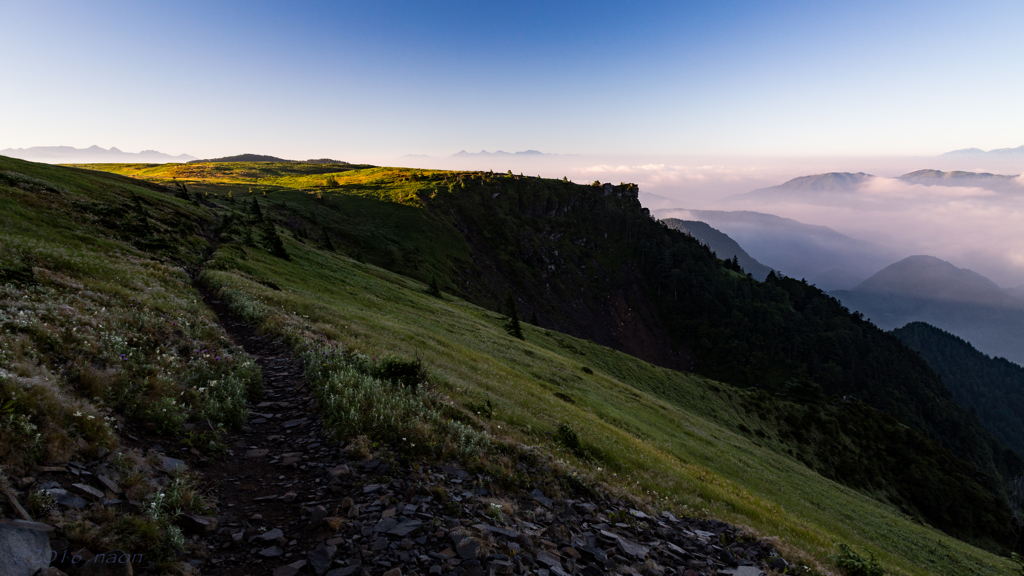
[554,422,588,460]
[303,340,489,459]
[835,543,885,576]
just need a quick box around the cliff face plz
[428,177,690,371]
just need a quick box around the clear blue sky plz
[2,0,1022,160]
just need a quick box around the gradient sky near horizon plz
[2,0,1023,161]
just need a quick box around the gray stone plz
[386,519,422,537]
[579,546,608,564]
[70,483,104,500]
[307,548,333,576]
[489,560,514,575]
[0,522,51,576]
[474,523,518,539]
[535,551,562,569]
[456,538,481,560]
[43,488,87,509]
[157,455,187,473]
[373,517,398,533]
[180,514,217,533]
[309,505,328,525]
[273,560,307,576]
[93,475,120,494]
[249,528,285,543]
[531,489,552,509]
[259,545,284,557]
[616,537,649,559]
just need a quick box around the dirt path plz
[196,295,347,575]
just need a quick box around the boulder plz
[0,522,51,576]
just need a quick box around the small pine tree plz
[241,224,255,247]
[250,197,264,221]
[321,226,334,251]
[428,276,441,298]
[503,293,524,340]
[530,311,539,326]
[260,220,289,260]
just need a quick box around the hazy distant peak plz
[195,153,291,163]
[940,145,1024,156]
[0,145,196,164]
[942,147,987,155]
[725,172,875,202]
[854,255,1014,307]
[897,169,1023,192]
[450,149,550,157]
[775,172,874,190]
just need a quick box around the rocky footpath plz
[0,301,790,576]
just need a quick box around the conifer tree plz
[260,220,289,260]
[503,293,524,340]
[250,197,264,222]
[241,224,255,247]
[321,226,335,251]
[428,276,441,298]
[530,311,539,326]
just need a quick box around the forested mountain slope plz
[894,322,1024,457]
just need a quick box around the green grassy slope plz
[0,157,264,563]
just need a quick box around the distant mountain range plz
[725,169,1023,203]
[402,150,566,160]
[452,149,550,157]
[833,256,1024,365]
[941,145,1024,157]
[660,219,773,280]
[653,208,897,290]
[0,145,196,164]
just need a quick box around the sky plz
[2,0,1023,162]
